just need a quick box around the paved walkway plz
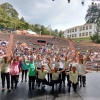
[0,72,100,100]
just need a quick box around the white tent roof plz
[27,29,36,34]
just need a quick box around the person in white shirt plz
[77,50,91,87]
[36,65,49,90]
[35,54,43,82]
[47,57,59,82]
[43,56,51,80]
[35,55,43,69]
[27,51,33,62]
[59,55,66,86]
[0,55,12,91]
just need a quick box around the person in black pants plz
[66,66,87,93]
[65,51,77,87]
[28,58,36,90]
[29,76,35,90]
[0,56,12,91]
[22,70,28,82]
[48,61,65,91]
[11,75,18,89]
[37,65,49,89]
[67,64,72,86]
[67,67,79,93]
[1,72,10,91]
[35,55,43,83]
[59,68,66,86]
[68,80,78,92]
[78,75,86,87]
[77,51,91,87]
[21,56,29,82]
[47,73,52,82]
[10,58,20,89]
[78,75,82,86]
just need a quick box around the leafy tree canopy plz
[85,3,100,23]
[0,2,63,37]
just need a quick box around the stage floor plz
[0,72,100,100]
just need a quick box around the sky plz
[0,0,99,31]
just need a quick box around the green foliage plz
[1,3,19,18]
[85,3,100,23]
[58,31,64,38]
[90,32,100,43]
[75,37,90,41]
[85,3,100,43]
[67,37,71,40]
[0,2,63,36]
[90,21,100,43]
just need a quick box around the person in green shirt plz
[28,57,36,90]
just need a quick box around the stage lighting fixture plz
[68,0,70,3]
[82,1,84,6]
[52,0,54,1]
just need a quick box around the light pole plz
[48,22,52,36]
[38,25,42,35]
[40,31,42,35]
[50,27,51,36]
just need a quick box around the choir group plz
[0,44,91,93]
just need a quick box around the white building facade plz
[64,23,97,38]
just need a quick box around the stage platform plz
[0,72,100,100]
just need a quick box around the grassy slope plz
[74,37,91,42]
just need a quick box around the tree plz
[55,29,58,34]
[0,3,19,28]
[85,3,100,43]
[90,17,100,43]
[0,2,63,35]
[0,5,7,27]
[19,17,31,29]
[20,17,25,22]
[0,3,19,18]
[58,31,64,38]
[85,3,100,23]
[28,24,35,31]
[90,32,98,42]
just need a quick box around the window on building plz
[67,35,69,37]
[86,32,88,36]
[67,30,69,33]
[89,25,92,29]
[79,27,82,31]
[72,29,74,32]
[89,32,92,35]
[79,33,81,37]
[83,27,85,30]
[75,34,77,37]
[75,28,77,32]
[86,26,88,30]
[82,33,85,36]
[70,30,71,33]
[72,34,74,37]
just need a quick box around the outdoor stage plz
[0,72,100,100]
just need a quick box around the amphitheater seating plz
[0,33,100,52]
